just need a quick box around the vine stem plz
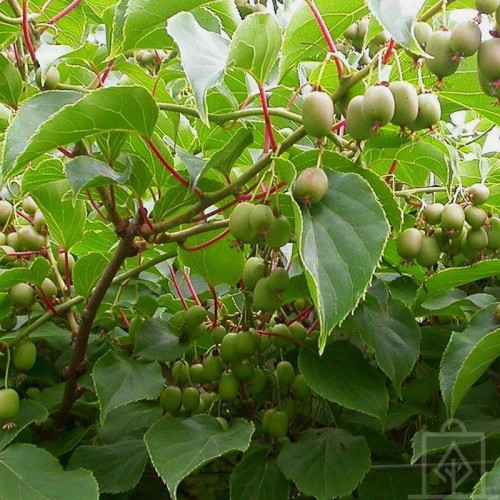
[180,228,230,252]
[305,0,343,77]
[419,0,456,22]
[394,186,447,196]
[39,0,82,33]
[169,264,188,310]
[21,0,37,64]
[258,84,278,152]
[182,269,202,306]
[382,39,396,65]
[143,137,202,196]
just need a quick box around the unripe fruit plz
[182,387,200,412]
[271,323,292,348]
[210,325,226,344]
[6,232,22,251]
[247,367,266,396]
[361,86,395,127]
[26,387,40,400]
[449,230,466,255]
[229,202,257,242]
[397,228,423,259]
[0,104,11,132]
[425,30,460,79]
[478,70,500,98]
[441,203,465,237]
[235,330,259,357]
[357,17,369,41]
[293,374,312,399]
[135,50,156,65]
[461,233,480,259]
[202,352,224,382]
[345,95,372,141]
[466,227,488,250]
[40,278,57,300]
[344,23,358,40]
[389,81,419,127]
[33,210,46,233]
[423,203,445,225]
[468,183,490,205]
[486,217,500,250]
[414,22,433,48]
[0,200,13,225]
[464,206,487,229]
[172,360,190,384]
[253,277,280,313]
[0,232,5,246]
[374,31,390,46]
[160,386,182,411]
[416,235,440,267]
[0,314,17,331]
[267,267,289,293]
[265,410,288,438]
[21,196,38,215]
[219,332,240,363]
[232,359,255,381]
[267,215,292,249]
[477,38,500,82]
[0,388,20,421]
[17,226,45,251]
[13,341,37,371]
[201,391,218,407]
[57,253,75,275]
[293,167,329,204]
[189,363,204,384]
[290,321,307,341]
[10,283,34,309]
[276,361,295,386]
[408,93,441,130]
[301,91,334,138]
[35,66,60,91]
[184,305,206,327]
[249,204,274,234]
[218,372,239,401]
[433,228,448,251]
[450,21,481,57]
[475,0,500,14]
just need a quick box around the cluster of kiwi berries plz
[414,0,500,98]
[0,339,38,423]
[343,17,392,63]
[397,183,499,268]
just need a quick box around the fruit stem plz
[181,269,202,307]
[86,190,107,220]
[287,305,315,326]
[6,250,44,258]
[38,286,59,316]
[305,0,343,77]
[118,308,130,328]
[16,209,31,223]
[168,264,188,310]
[331,119,346,132]
[143,137,203,197]
[382,39,396,65]
[39,0,82,33]
[57,147,74,158]
[180,228,230,252]
[21,0,37,64]
[395,186,447,196]
[419,0,456,22]
[258,84,278,152]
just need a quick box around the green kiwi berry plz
[232,359,255,381]
[229,202,257,242]
[293,167,329,204]
[397,228,423,259]
[425,30,460,79]
[247,367,267,396]
[0,200,13,225]
[441,203,465,237]
[202,352,224,382]
[408,93,441,131]
[10,283,34,309]
[423,203,445,225]
[219,332,240,363]
[464,205,487,228]
[276,361,295,386]
[301,91,334,138]
[35,66,60,91]
[486,217,500,250]
[361,85,395,127]
[267,267,289,293]
[172,360,190,384]
[210,325,227,344]
[21,196,38,215]
[235,330,259,357]
[17,226,45,251]
[293,374,312,399]
[160,386,182,412]
[0,388,20,421]
[13,341,36,371]
[468,183,490,206]
[389,81,419,127]
[414,22,433,49]
[184,305,206,327]
[475,0,500,14]
[466,227,488,250]
[290,321,307,341]
[253,277,281,313]
[477,38,500,82]
[271,323,292,348]
[449,21,481,58]
[182,387,200,412]
[218,372,239,401]
[345,95,372,141]
[267,215,292,249]
[249,204,274,234]
[416,235,440,267]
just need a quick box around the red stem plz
[38,287,59,316]
[137,198,155,233]
[143,137,202,196]
[181,229,230,252]
[208,285,218,329]
[22,1,37,64]
[58,147,74,158]
[256,329,304,347]
[287,305,315,326]
[118,308,130,328]
[39,0,83,33]
[6,250,44,258]
[86,190,107,220]
[331,119,346,132]
[258,84,278,152]
[16,210,32,223]
[99,61,115,86]
[305,0,343,77]
[168,265,188,310]
[382,38,396,65]
[64,251,71,291]
[11,44,21,67]
[385,159,398,183]
[307,319,319,335]
[181,269,202,306]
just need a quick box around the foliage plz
[0,0,498,498]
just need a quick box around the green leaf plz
[471,456,500,499]
[0,400,48,452]
[230,449,289,500]
[366,0,427,56]
[92,350,164,423]
[31,180,86,250]
[68,440,148,494]
[22,158,65,194]
[3,87,158,178]
[0,443,99,500]
[415,261,500,308]
[65,156,128,198]
[293,171,390,351]
[73,253,111,298]
[0,258,50,291]
[167,11,230,124]
[228,13,282,84]
[277,427,371,499]
[299,341,388,423]
[145,415,254,500]
[358,467,422,500]
[353,289,420,396]
[440,304,500,418]
[134,318,189,362]
[0,54,22,106]
[178,230,244,286]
